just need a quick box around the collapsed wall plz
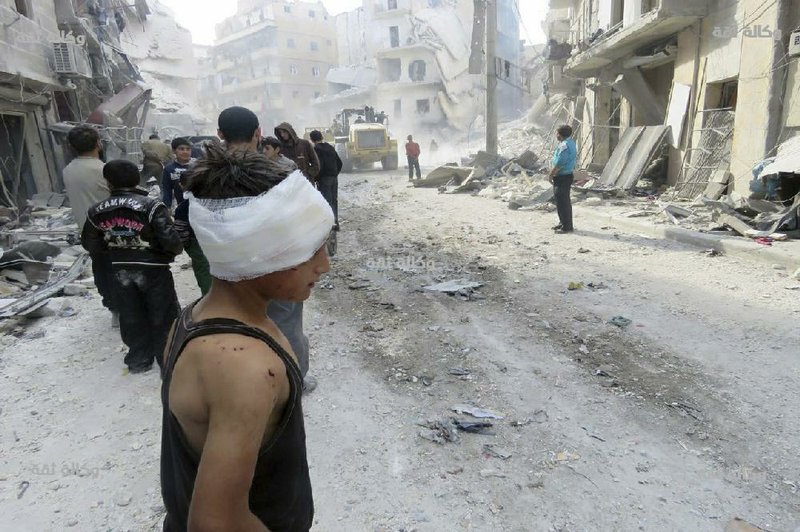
[121,0,212,137]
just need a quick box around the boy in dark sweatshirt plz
[162,137,195,209]
[82,160,183,374]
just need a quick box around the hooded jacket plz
[274,123,320,181]
[313,142,343,178]
[82,188,183,267]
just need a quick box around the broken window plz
[409,60,426,82]
[311,41,319,51]
[389,26,400,48]
[388,0,398,9]
[312,66,321,77]
[14,0,31,18]
[416,99,430,114]
[289,65,298,75]
[705,80,739,111]
[379,58,402,82]
[0,114,36,207]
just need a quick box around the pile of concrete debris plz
[412,149,547,197]
[0,196,92,330]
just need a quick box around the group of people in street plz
[59,105,577,530]
[59,105,342,530]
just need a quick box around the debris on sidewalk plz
[609,316,632,329]
[451,404,505,420]
[483,444,512,460]
[424,279,484,300]
[418,419,460,444]
[454,419,495,434]
[568,282,585,291]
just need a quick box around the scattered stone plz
[772,264,786,271]
[479,469,507,479]
[483,444,512,460]
[451,404,504,420]
[114,495,133,507]
[609,316,632,328]
[62,284,88,297]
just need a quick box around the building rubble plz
[0,196,95,328]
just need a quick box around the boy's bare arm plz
[187,336,284,532]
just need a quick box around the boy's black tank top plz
[160,303,313,532]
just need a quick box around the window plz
[416,99,430,114]
[312,66,321,77]
[388,0,398,8]
[394,99,402,117]
[379,58,402,82]
[14,0,31,18]
[289,65,298,75]
[314,91,321,99]
[327,39,333,46]
[309,9,315,18]
[284,5,291,13]
[409,60,426,82]
[310,41,319,51]
[389,26,400,48]
[287,38,295,48]
[293,90,300,99]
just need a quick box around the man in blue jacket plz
[549,125,578,234]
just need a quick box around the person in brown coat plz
[274,122,320,182]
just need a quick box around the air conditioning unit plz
[52,42,93,78]
[789,31,800,57]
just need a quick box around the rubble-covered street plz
[2,170,798,531]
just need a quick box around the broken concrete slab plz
[514,150,539,170]
[414,166,473,188]
[451,404,505,420]
[719,214,754,237]
[0,241,61,265]
[424,280,484,294]
[0,254,90,319]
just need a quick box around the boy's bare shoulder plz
[184,333,289,394]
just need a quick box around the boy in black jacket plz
[82,160,183,374]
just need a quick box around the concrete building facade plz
[202,0,338,133]
[318,0,522,137]
[0,0,150,206]
[544,0,800,193]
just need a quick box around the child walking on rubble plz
[82,160,183,374]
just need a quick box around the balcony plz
[564,0,708,77]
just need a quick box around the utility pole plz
[486,0,498,156]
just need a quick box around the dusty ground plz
[1,169,799,531]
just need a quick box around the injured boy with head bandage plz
[159,141,332,532]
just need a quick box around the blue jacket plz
[552,138,577,176]
[161,160,194,207]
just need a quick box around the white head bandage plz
[188,170,334,281]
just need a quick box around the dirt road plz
[1,169,798,531]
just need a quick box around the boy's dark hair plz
[261,136,282,150]
[103,160,140,189]
[171,137,192,150]
[186,142,291,200]
[149,134,160,140]
[309,130,323,142]
[557,125,573,138]
[218,107,260,144]
[67,125,100,155]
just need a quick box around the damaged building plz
[316,0,522,135]
[543,0,800,198]
[199,0,338,133]
[0,0,153,209]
